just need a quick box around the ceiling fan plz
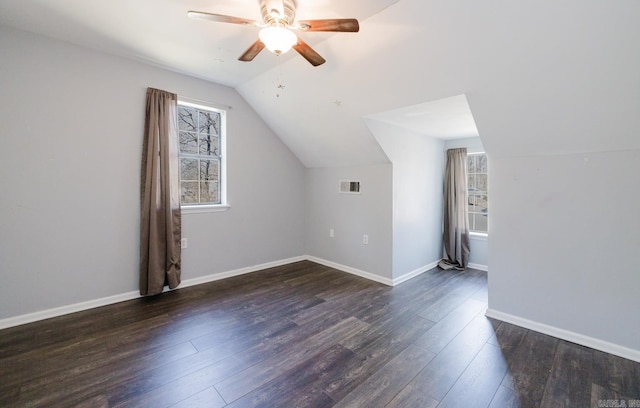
[187,0,359,66]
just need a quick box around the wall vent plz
[339,180,361,194]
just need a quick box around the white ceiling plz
[0,0,399,88]
[2,0,639,167]
[366,95,479,141]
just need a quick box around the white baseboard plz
[0,291,141,330]
[306,256,439,287]
[392,261,440,285]
[0,256,453,330]
[485,308,640,363]
[468,262,488,272]
[178,256,306,289]
[0,256,306,330]
[305,256,394,286]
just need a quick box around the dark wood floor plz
[1,261,639,407]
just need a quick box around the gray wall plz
[304,164,393,280]
[0,26,305,319]
[489,149,640,352]
[367,119,445,280]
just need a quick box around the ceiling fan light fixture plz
[259,26,297,55]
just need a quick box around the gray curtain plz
[139,88,181,296]
[439,148,470,270]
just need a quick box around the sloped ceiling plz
[365,95,478,141]
[1,0,639,168]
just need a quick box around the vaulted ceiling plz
[1,0,639,167]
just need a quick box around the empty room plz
[0,0,639,407]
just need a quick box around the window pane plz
[200,159,219,182]
[476,174,488,192]
[178,102,224,207]
[200,182,219,203]
[477,194,488,213]
[468,194,477,209]
[180,158,198,181]
[467,155,477,173]
[178,106,197,131]
[199,133,219,156]
[199,111,219,135]
[478,154,488,173]
[467,153,488,232]
[181,182,199,204]
[179,131,198,154]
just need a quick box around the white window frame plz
[178,99,229,214]
[467,152,488,235]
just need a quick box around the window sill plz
[470,232,488,241]
[181,204,230,214]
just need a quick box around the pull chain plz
[275,56,285,98]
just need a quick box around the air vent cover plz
[339,180,361,194]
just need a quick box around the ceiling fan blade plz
[296,18,359,32]
[238,40,266,62]
[187,11,258,26]
[292,37,326,66]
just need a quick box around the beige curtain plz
[439,148,470,270]
[139,88,181,296]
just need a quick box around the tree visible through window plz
[178,102,223,205]
[467,153,488,233]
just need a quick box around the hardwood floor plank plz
[487,320,527,351]
[14,340,199,407]
[272,384,334,408]
[105,312,240,350]
[319,314,434,401]
[437,342,509,408]
[500,330,558,406]
[488,385,527,408]
[592,349,640,397]
[169,387,226,408]
[104,348,247,406]
[113,357,245,408]
[471,282,489,302]
[291,284,385,326]
[225,344,351,408]
[71,394,110,408]
[403,313,499,401]
[332,345,435,407]
[214,316,369,403]
[0,335,108,390]
[417,293,469,322]
[385,384,439,408]
[339,311,434,353]
[412,298,487,353]
[590,383,629,408]
[189,316,297,353]
[540,342,593,407]
[228,304,369,373]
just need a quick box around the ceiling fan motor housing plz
[260,0,297,26]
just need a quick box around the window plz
[467,153,488,233]
[177,101,226,208]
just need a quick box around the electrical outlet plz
[363,235,369,245]
[181,238,188,249]
[329,229,335,238]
